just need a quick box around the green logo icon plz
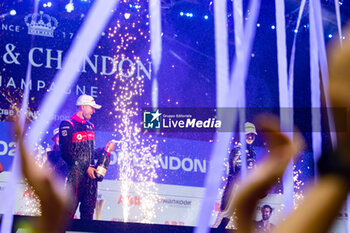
[143,109,162,129]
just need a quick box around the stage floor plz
[3,215,234,233]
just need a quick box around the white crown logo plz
[24,11,58,37]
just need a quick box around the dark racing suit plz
[46,146,68,180]
[59,114,103,219]
[218,143,256,229]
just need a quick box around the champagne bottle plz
[95,150,111,182]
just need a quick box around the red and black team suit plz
[59,114,105,219]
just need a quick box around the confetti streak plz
[309,0,321,177]
[1,1,118,232]
[334,0,343,47]
[0,0,41,231]
[149,0,162,109]
[214,0,229,108]
[149,0,162,75]
[233,0,247,180]
[275,0,295,215]
[288,0,306,111]
[195,1,230,230]
[27,0,119,146]
[195,1,261,232]
[311,0,337,149]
